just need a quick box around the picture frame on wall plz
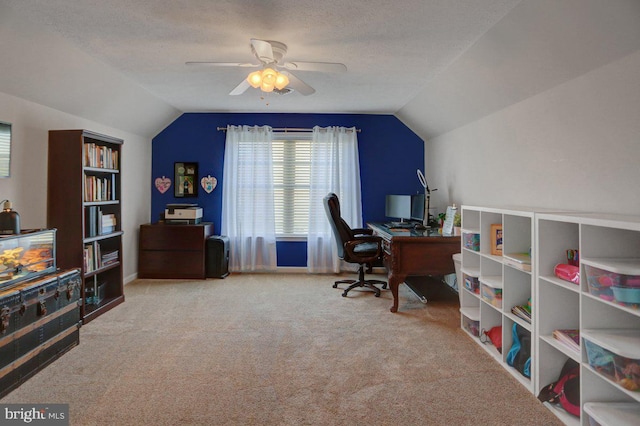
[490,224,503,256]
[174,162,198,198]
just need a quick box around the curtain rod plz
[216,126,360,133]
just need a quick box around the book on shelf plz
[101,213,116,225]
[503,252,532,271]
[83,243,95,273]
[511,304,531,323]
[94,241,101,269]
[101,226,115,234]
[86,206,97,237]
[553,329,580,352]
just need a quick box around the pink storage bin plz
[583,329,640,392]
[583,258,640,303]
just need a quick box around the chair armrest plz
[350,235,381,243]
[343,236,382,262]
[352,228,373,236]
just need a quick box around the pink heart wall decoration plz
[201,176,217,194]
[155,176,171,194]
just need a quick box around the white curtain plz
[307,126,363,273]
[221,125,278,272]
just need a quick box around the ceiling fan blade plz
[229,79,251,96]
[283,61,347,73]
[250,39,274,63]
[186,62,258,68]
[283,71,315,96]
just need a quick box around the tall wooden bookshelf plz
[47,129,125,323]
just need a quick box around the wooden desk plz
[368,223,461,313]
[138,222,214,279]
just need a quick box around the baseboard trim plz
[129,267,388,278]
[276,267,308,273]
[124,273,138,284]
[275,266,388,274]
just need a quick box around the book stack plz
[553,329,580,353]
[101,250,119,267]
[511,302,532,323]
[86,208,117,236]
[100,213,117,234]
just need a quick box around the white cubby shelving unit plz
[461,207,640,425]
[536,212,640,426]
[460,206,536,393]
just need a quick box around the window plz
[272,133,312,237]
[0,122,11,177]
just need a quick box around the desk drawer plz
[140,225,211,251]
[382,239,391,255]
[138,251,206,279]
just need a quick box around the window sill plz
[276,235,307,242]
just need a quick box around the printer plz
[164,203,203,224]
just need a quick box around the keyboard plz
[387,221,413,229]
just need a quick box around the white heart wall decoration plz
[201,175,217,194]
[155,176,171,194]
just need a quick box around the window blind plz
[0,123,10,177]
[272,137,312,236]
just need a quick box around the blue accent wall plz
[152,113,424,267]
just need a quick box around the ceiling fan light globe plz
[247,71,262,88]
[261,68,277,84]
[261,82,275,92]
[274,73,289,90]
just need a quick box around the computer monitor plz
[411,193,425,222]
[385,195,412,221]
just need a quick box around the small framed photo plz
[174,162,198,198]
[490,224,503,256]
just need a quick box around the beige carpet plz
[1,273,562,425]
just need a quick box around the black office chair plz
[323,193,387,297]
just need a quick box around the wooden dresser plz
[138,223,214,279]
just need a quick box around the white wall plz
[0,91,151,282]
[426,49,640,216]
[0,2,180,139]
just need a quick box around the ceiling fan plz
[186,39,347,96]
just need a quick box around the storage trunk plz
[0,269,81,398]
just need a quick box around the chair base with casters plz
[324,191,387,298]
[333,264,388,297]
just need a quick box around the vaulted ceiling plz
[1,0,639,139]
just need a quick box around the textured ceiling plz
[3,0,521,114]
[2,0,639,139]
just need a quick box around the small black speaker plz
[206,235,230,278]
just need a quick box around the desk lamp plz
[417,170,436,228]
[0,199,20,235]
